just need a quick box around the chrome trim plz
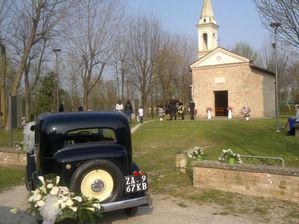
[101,195,151,212]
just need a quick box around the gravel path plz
[0,185,259,224]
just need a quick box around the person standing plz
[138,106,144,123]
[189,100,196,120]
[124,100,133,122]
[177,99,185,120]
[115,99,124,113]
[169,96,178,120]
[285,104,299,135]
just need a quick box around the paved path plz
[0,185,258,224]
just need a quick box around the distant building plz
[190,0,275,118]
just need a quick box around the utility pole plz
[270,22,281,132]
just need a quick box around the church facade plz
[190,0,275,118]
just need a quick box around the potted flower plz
[206,107,212,119]
[27,175,102,224]
[227,106,233,119]
[241,106,250,120]
[187,146,204,160]
[218,148,243,164]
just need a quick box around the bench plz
[215,108,225,116]
[295,122,299,137]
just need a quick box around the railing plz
[239,155,285,167]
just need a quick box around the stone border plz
[192,160,299,177]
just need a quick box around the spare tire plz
[69,159,123,203]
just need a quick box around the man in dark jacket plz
[169,96,178,120]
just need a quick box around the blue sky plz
[125,0,270,50]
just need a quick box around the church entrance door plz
[214,91,228,116]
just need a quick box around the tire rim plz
[80,169,114,202]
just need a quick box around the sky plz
[125,0,270,50]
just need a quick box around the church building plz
[190,0,275,118]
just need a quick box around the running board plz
[101,195,152,212]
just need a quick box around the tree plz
[65,0,124,110]
[0,1,13,128]
[253,0,299,49]
[9,0,66,97]
[35,72,56,114]
[127,15,164,110]
[231,42,263,66]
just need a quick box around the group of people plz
[115,99,143,123]
[161,97,196,121]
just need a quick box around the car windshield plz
[64,128,116,146]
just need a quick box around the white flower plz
[38,176,45,185]
[93,203,101,210]
[50,186,59,195]
[70,206,77,212]
[72,196,82,202]
[10,208,18,214]
[40,186,47,194]
[56,176,60,185]
[60,202,66,209]
[47,183,54,189]
[66,199,74,207]
[85,207,95,212]
[62,196,69,202]
[36,200,46,207]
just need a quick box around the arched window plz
[203,33,208,50]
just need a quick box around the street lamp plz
[270,22,281,132]
[53,48,61,112]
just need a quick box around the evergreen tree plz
[35,72,56,114]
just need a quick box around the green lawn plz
[0,129,23,147]
[131,119,299,222]
[0,167,24,192]
[132,118,299,194]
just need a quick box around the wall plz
[193,161,299,202]
[0,149,26,167]
[192,62,275,118]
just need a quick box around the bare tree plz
[65,0,124,110]
[111,23,130,101]
[9,0,66,97]
[253,0,299,49]
[127,15,164,110]
[0,1,13,128]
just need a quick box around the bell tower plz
[197,0,218,58]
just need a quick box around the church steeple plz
[197,0,218,58]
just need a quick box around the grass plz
[0,118,298,222]
[0,167,24,192]
[132,118,299,223]
[0,129,23,148]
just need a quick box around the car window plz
[64,128,116,146]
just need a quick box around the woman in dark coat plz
[124,100,133,122]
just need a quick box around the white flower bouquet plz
[187,146,204,160]
[218,148,243,164]
[28,175,102,224]
[240,106,250,118]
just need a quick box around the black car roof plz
[37,112,130,134]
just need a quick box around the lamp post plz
[270,22,281,132]
[53,48,61,112]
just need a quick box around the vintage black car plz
[25,111,150,214]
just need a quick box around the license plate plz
[124,174,148,194]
